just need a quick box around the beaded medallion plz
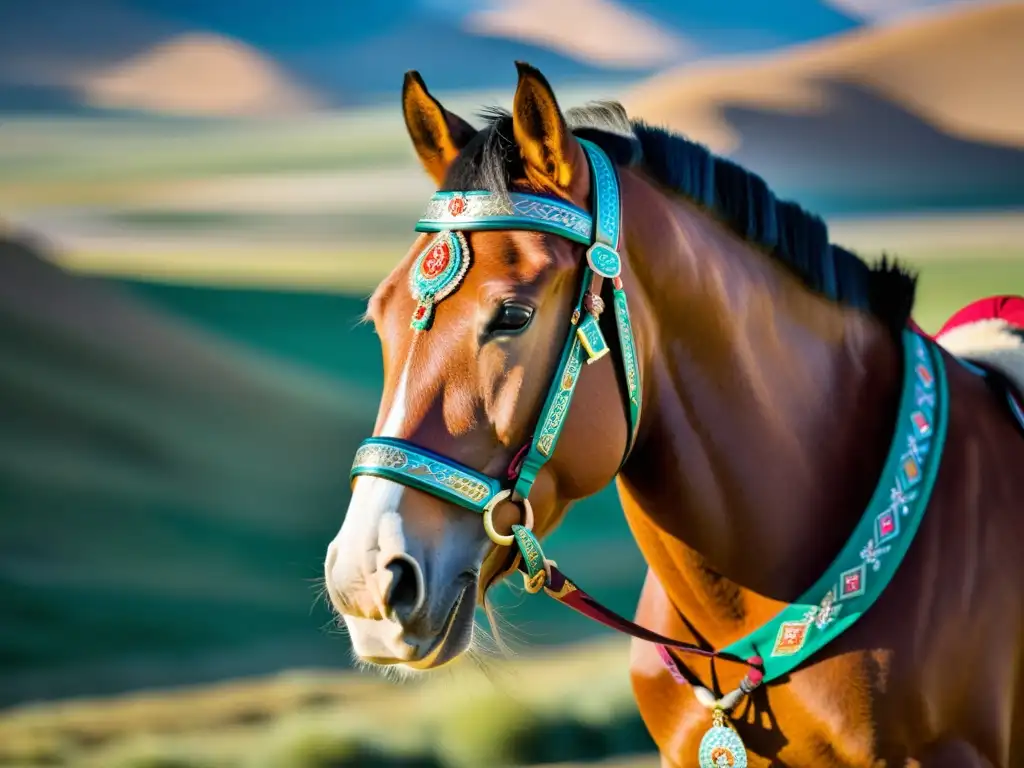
[408,231,471,331]
[698,709,748,768]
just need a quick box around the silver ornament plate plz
[698,724,748,768]
[586,242,622,279]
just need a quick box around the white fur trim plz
[936,318,1024,395]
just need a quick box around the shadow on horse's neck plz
[615,167,904,617]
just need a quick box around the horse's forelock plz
[440,101,642,203]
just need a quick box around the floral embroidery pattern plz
[803,589,842,630]
[859,538,891,572]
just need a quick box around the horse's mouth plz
[402,580,475,670]
[355,576,476,671]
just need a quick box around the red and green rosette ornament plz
[408,231,471,331]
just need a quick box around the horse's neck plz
[617,169,903,632]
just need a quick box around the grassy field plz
[0,638,659,768]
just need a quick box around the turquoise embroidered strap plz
[350,437,503,514]
[582,137,642,457]
[416,191,593,245]
[512,138,642,498]
[612,287,642,454]
[719,329,949,682]
[511,276,591,500]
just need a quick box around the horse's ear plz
[511,61,583,195]
[402,71,477,186]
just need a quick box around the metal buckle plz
[482,490,535,547]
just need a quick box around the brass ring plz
[482,491,535,547]
[482,490,514,546]
[521,497,535,531]
[524,569,547,594]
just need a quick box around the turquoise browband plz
[415,191,594,245]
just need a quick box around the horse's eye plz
[487,301,534,336]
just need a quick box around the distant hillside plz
[0,0,863,111]
[80,33,318,116]
[0,232,647,707]
[0,231,362,705]
[464,0,688,68]
[0,6,635,114]
[0,0,181,83]
[624,0,1024,213]
[280,11,636,110]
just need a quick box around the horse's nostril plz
[383,556,425,624]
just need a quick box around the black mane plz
[442,102,917,336]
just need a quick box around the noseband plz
[350,139,642,593]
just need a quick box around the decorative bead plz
[693,685,717,708]
[719,688,745,711]
[583,293,605,316]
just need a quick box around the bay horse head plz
[324,63,645,669]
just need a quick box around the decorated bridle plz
[347,138,950,766]
[349,139,766,760]
[351,139,643,596]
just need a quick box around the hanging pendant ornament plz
[409,231,471,331]
[698,708,748,768]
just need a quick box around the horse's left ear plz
[512,61,585,195]
[402,71,477,186]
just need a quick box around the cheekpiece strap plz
[581,137,621,250]
[512,139,630,500]
[579,138,642,458]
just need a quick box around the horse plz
[323,62,1024,766]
